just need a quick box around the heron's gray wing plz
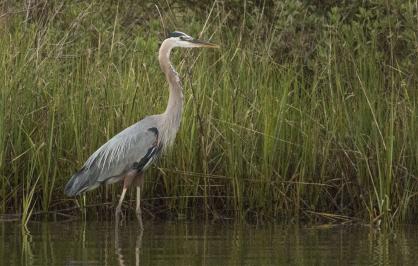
[88,125,159,181]
[64,121,160,196]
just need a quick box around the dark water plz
[1,221,418,265]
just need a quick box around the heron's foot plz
[115,206,125,227]
[136,209,144,231]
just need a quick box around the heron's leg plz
[135,173,144,230]
[115,171,136,227]
[136,186,144,230]
[115,188,127,227]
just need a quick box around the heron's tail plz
[64,167,93,196]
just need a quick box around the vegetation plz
[0,1,417,228]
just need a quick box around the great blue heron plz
[64,31,219,229]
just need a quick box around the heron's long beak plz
[189,39,219,48]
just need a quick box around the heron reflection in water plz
[115,227,143,266]
[64,31,219,229]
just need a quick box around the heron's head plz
[167,31,219,49]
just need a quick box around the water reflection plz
[115,227,143,266]
[1,221,418,265]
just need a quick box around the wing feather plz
[64,117,160,196]
[91,125,158,182]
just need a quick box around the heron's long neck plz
[159,41,183,138]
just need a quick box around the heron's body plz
[64,115,161,195]
[64,31,218,229]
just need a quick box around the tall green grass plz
[0,1,417,227]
